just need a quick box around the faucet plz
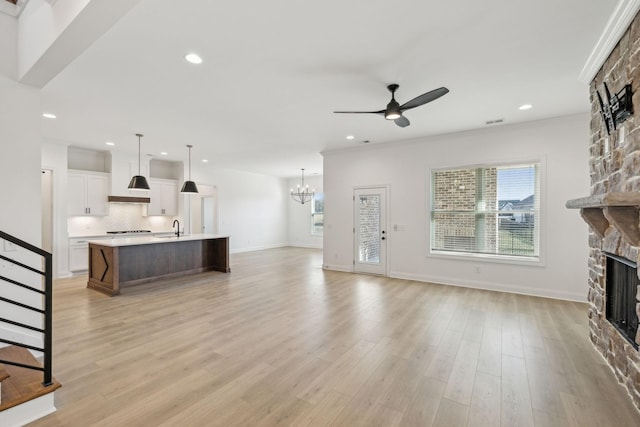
[172,219,180,237]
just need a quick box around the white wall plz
[323,114,590,301]
[41,141,69,277]
[0,74,42,242]
[18,0,90,79]
[18,0,142,86]
[0,73,44,348]
[287,174,323,248]
[0,12,17,80]
[207,168,289,253]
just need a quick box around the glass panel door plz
[354,187,387,275]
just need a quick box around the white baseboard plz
[389,270,586,302]
[230,243,288,254]
[287,243,323,249]
[56,270,73,278]
[322,264,353,273]
[0,393,56,427]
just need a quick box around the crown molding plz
[579,0,640,84]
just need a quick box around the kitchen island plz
[86,234,230,296]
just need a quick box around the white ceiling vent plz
[485,119,504,125]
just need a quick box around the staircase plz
[0,346,61,408]
[0,364,9,399]
[0,231,59,426]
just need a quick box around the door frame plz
[201,195,217,234]
[188,184,218,234]
[353,185,389,276]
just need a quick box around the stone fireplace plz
[566,8,640,411]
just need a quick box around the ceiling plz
[39,0,617,178]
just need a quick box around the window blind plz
[431,163,539,258]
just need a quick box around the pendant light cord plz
[187,144,193,180]
[136,133,143,175]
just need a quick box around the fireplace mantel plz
[566,192,640,246]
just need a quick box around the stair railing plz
[0,230,53,387]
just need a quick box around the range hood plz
[108,195,150,204]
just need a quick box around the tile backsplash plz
[68,204,180,236]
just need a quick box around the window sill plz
[428,249,543,267]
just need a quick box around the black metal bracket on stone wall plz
[597,82,634,135]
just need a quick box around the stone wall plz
[587,10,640,411]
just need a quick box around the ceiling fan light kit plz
[384,84,402,120]
[334,83,449,128]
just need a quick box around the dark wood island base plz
[87,235,230,296]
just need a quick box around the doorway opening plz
[189,184,218,235]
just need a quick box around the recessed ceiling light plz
[160,151,168,156]
[42,113,56,119]
[202,159,208,163]
[185,53,203,64]
[106,141,115,146]
[346,135,355,140]
[519,104,533,110]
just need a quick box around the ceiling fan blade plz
[333,110,385,114]
[394,116,410,128]
[400,87,449,111]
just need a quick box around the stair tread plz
[0,365,9,382]
[0,346,61,412]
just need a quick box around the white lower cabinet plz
[69,238,90,272]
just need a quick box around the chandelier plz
[290,168,314,204]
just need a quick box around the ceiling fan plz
[334,84,449,128]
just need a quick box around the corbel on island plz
[565,192,640,246]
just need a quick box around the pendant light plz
[290,168,314,204]
[180,144,199,193]
[128,133,150,190]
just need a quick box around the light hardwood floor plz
[28,247,640,426]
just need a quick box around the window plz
[430,162,539,259]
[311,192,324,235]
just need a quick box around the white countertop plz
[86,233,229,247]
[70,232,174,239]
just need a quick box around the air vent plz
[485,119,504,125]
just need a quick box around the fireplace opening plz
[605,253,639,349]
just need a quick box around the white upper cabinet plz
[145,178,178,216]
[68,171,110,216]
